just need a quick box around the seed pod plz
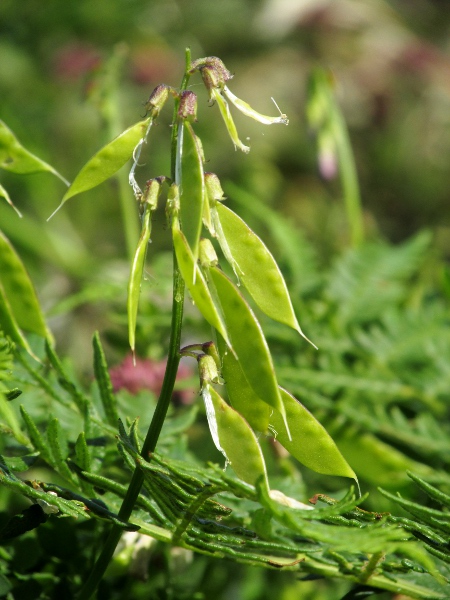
[223,86,288,125]
[207,265,290,438]
[127,201,153,356]
[201,384,269,490]
[213,202,316,347]
[269,387,357,481]
[216,334,270,434]
[172,221,232,350]
[54,117,152,214]
[176,121,205,265]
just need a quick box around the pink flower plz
[109,355,194,405]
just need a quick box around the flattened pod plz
[269,387,357,481]
[55,117,152,210]
[214,203,315,346]
[172,223,232,349]
[216,334,270,434]
[208,266,289,436]
[205,385,269,490]
[127,202,152,355]
[177,122,205,265]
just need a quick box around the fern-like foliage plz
[0,330,449,598]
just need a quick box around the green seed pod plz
[223,86,289,126]
[216,334,270,434]
[210,88,250,153]
[53,117,152,215]
[127,198,155,356]
[269,387,357,481]
[176,121,205,264]
[172,221,232,350]
[213,202,316,347]
[207,265,290,438]
[201,384,269,490]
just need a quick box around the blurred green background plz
[1,0,450,364]
[1,2,450,598]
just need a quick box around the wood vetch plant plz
[0,50,364,598]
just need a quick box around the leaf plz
[177,121,205,263]
[269,388,357,480]
[204,385,269,490]
[20,405,52,464]
[92,332,119,427]
[0,119,68,183]
[46,418,76,483]
[213,202,315,346]
[0,230,49,338]
[53,117,151,213]
[74,432,95,497]
[207,265,289,435]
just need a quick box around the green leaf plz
[213,203,315,346]
[0,230,49,338]
[46,418,75,483]
[0,119,68,183]
[93,332,119,427]
[74,432,95,497]
[177,121,205,263]
[53,117,151,212]
[207,265,288,434]
[269,387,357,480]
[0,453,39,472]
[216,334,270,434]
[20,405,52,464]
[205,385,269,490]
[172,222,231,348]
[74,431,91,473]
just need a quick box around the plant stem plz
[332,104,364,248]
[77,48,191,600]
[101,43,140,261]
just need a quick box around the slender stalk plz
[77,48,191,600]
[332,105,364,248]
[101,43,140,260]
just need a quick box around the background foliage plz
[1,1,450,599]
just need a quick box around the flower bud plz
[197,353,221,388]
[317,130,337,180]
[205,173,226,203]
[166,183,180,221]
[199,238,219,268]
[142,177,163,211]
[190,56,233,91]
[201,341,221,371]
[144,84,170,118]
[178,91,198,122]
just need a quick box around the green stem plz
[77,48,191,600]
[101,44,140,260]
[332,105,364,248]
